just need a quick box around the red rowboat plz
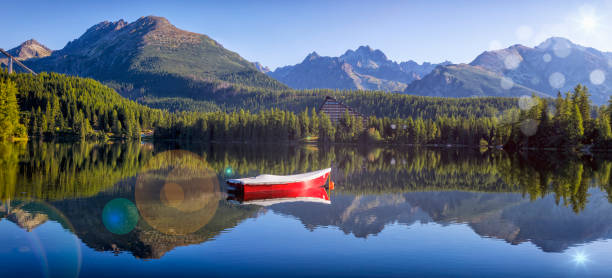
[228,186,331,206]
[226,168,331,193]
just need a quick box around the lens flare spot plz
[589,69,605,85]
[518,95,537,110]
[542,53,552,63]
[504,54,521,70]
[102,198,139,235]
[161,182,185,208]
[224,166,234,177]
[553,41,571,58]
[520,119,539,137]
[549,72,565,89]
[135,150,221,235]
[500,77,514,90]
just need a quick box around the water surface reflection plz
[1,142,612,277]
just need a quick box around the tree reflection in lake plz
[1,141,612,260]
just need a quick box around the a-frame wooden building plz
[318,96,365,123]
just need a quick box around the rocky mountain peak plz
[252,62,270,73]
[4,38,52,61]
[21,39,43,46]
[304,51,321,62]
[24,15,286,95]
[134,15,172,29]
[354,45,376,54]
[341,45,388,64]
[269,46,448,91]
[88,19,128,34]
[536,37,575,50]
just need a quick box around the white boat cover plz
[227,168,331,185]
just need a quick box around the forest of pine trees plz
[3,141,611,213]
[1,70,611,150]
[153,107,503,146]
[504,84,612,150]
[0,70,166,140]
[137,84,518,119]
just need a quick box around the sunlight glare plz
[577,5,599,33]
[581,16,597,32]
[572,251,589,265]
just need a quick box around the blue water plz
[1,142,612,277]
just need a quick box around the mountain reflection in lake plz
[1,141,612,277]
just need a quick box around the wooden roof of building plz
[318,96,366,122]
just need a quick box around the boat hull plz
[227,171,330,193]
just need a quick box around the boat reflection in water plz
[5,142,612,276]
[226,168,332,206]
[228,187,331,206]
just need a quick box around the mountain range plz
[4,16,612,105]
[268,46,450,91]
[406,37,612,104]
[17,16,286,99]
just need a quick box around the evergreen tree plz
[0,79,26,140]
[567,103,584,145]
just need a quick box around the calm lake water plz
[1,141,612,277]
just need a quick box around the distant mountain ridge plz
[407,37,612,104]
[6,20,611,106]
[252,62,270,73]
[20,16,286,99]
[268,46,451,91]
[405,64,550,98]
[0,39,52,70]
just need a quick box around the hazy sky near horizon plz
[3,0,612,69]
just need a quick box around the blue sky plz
[3,0,611,69]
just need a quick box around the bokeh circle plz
[102,198,139,235]
[135,150,220,235]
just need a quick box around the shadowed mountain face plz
[268,46,450,91]
[406,37,612,104]
[21,16,286,99]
